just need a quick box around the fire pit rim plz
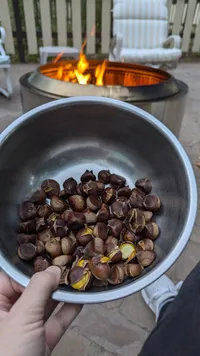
[22,60,184,102]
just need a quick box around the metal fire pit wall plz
[20,60,188,137]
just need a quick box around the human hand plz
[0,267,82,356]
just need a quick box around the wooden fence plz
[1,0,200,62]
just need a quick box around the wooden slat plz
[172,0,185,35]
[39,0,52,46]
[1,0,15,53]
[101,0,111,53]
[71,0,82,50]
[86,0,96,54]
[56,0,67,46]
[193,9,200,52]
[182,0,197,52]
[168,0,172,18]
[23,0,37,54]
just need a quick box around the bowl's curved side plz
[0,97,197,303]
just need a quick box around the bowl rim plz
[0,96,197,304]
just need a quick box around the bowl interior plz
[0,98,192,300]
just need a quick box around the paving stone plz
[167,240,200,283]
[73,304,148,354]
[119,292,155,332]
[103,298,124,309]
[52,327,104,356]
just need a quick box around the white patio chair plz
[109,0,182,68]
[0,27,13,98]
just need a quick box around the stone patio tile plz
[167,240,200,283]
[72,304,148,354]
[103,298,124,309]
[52,327,105,356]
[119,292,155,332]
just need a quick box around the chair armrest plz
[109,34,123,61]
[0,27,6,44]
[163,35,181,49]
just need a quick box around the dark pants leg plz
[139,262,200,356]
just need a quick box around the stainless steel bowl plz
[0,97,197,304]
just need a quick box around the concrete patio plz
[0,62,199,356]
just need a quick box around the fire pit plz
[20,57,188,137]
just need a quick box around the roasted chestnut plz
[61,236,76,255]
[34,256,50,272]
[76,227,93,246]
[143,222,160,240]
[135,178,152,194]
[68,266,92,291]
[83,181,98,195]
[143,194,161,212]
[120,228,138,243]
[36,240,45,255]
[96,204,110,223]
[36,217,46,233]
[81,170,96,182]
[17,233,36,245]
[124,208,145,234]
[124,264,142,277]
[19,201,37,221]
[18,219,36,234]
[118,186,131,198]
[108,265,125,285]
[51,218,68,237]
[137,238,154,251]
[120,242,136,263]
[102,187,116,205]
[18,243,37,260]
[41,179,60,197]
[30,189,46,203]
[129,190,144,209]
[68,195,86,212]
[38,228,53,243]
[105,236,119,246]
[111,201,129,219]
[107,218,123,237]
[50,196,68,213]
[106,243,122,263]
[96,181,105,194]
[143,211,153,223]
[110,174,126,189]
[89,255,110,281]
[76,182,86,196]
[52,255,73,267]
[37,203,52,218]
[93,222,108,240]
[47,212,60,226]
[98,170,111,184]
[63,177,77,195]
[45,237,62,258]
[61,208,73,222]
[67,211,85,230]
[83,208,97,225]
[86,195,102,211]
[137,250,156,267]
[84,237,104,257]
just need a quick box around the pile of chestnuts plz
[16,170,161,290]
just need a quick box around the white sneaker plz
[141,275,183,322]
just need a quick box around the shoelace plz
[147,281,183,306]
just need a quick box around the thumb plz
[11,266,61,314]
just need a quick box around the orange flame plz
[52,24,106,86]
